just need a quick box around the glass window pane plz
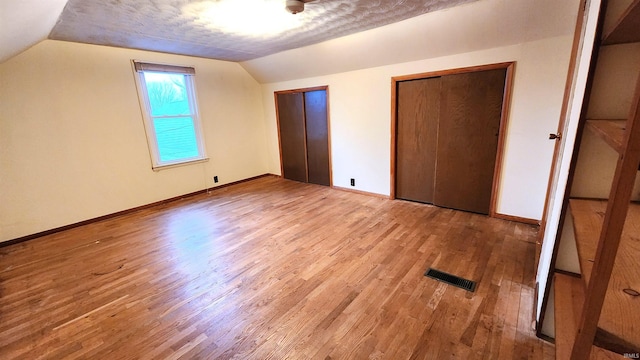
[153,117,199,162]
[135,64,207,168]
[143,72,190,116]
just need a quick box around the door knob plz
[549,133,562,140]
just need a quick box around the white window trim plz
[132,60,208,171]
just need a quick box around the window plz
[133,61,207,169]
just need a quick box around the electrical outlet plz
[350,178,355,187]
[214,176,219,183]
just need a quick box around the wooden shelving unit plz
[585,120,627,153]
[568,199,601,287]
[568,199,640,353]
[602,0,640,45]
[554,273,621,359]
[553,0,640,359]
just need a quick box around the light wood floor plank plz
[0,176,553,359]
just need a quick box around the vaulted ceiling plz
[0,0,477,63]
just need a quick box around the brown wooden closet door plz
[277,93,307,182]
[304,90,330,186]
[396,77,441,203]
[433,68,506,214]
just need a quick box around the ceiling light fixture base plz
[286,0,305,14]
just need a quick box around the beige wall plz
[0,40,269,242]
[259,35,574,221]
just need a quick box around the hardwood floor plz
[0,176,554,359]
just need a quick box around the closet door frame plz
[390,62,516,220]
[274,85,333,186]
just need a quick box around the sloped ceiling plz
[241,0,581,83]
[0,0,68,63]
[0,0,477,64]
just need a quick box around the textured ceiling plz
[49,0,478,62]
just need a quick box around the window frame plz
[132,60,208,170]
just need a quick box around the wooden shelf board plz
[554,273,584,359]
[591,347,626,359]
[568,199,640,354]
[569,199,603,288]
[586,120,627,154]
[603,0,640,45]
[554,273,623,359]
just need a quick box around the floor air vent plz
[425,268,476,292]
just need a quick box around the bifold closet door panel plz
[395,77,441,203]
[433,68,506,214]
[277,92,307,182]
[304,90,330,186]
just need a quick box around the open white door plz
[534,0,602,337]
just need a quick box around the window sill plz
[152,157,209,172]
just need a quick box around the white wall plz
[259,35,574,220]
[0,40,269,242]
